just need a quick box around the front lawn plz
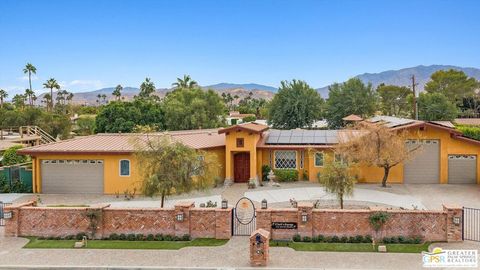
[24,237,228,250]
[270,240,430,253]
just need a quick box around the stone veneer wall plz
[4,201,232,240]
[256,203,463,242]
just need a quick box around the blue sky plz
[1,0,479,95]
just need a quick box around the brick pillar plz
[255,209,272,233]
[443,204,463,242]
[250,229,270,267]
[297,202,314,238]
[215,208,233,239]
[174,201,194,237]
[4,201,36,237]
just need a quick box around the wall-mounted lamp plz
[221,199,228,209]
[301,211,308,223]
[261,199,268,209]
[3,211,12,219]
[453,216,461,225]
[176,212,184,222]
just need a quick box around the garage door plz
[404,140,440,183]
[448,155,477,184]
[41,160,104,194]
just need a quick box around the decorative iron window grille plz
[300,150,304,169]
[274,150,297,169]
[315,152,324,167]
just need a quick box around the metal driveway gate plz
[232,197,256,236]
[463,207,480,241]
[0,201,12,226]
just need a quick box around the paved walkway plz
[3,230,478,269]
[107,195,222,208]
[245,186,426,210]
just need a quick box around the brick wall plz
[257,203,462,242]
[4,201,232,240]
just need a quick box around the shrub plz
[38,236,45,240]
[163,235,173,241]
[369,212,390,231]
[317,235,325,242]
[383,237,391,244]
[65,235,75,240]
[312,236,319,243]
[302,236,312,242]
[127,234,136,241]
[146,234,154,241]
[135,234,144,241]
[390,236,399,244]
[325,236,333,243]
[364,235,372,243]
[348,236,356,243]
[76,233,86,240]
[242,115,256,123]
[154,234,163,241]
[355,235,364,243]
[292,234,301,242]
[173,236,181,241]
[340,236,348,243]
[331,236,340,243]
[119,233,127,240]
[457,125,480,141]
[413,236,422,244]
[181,234,191,241]
[262,165,271,182]
[397,236,406,243]
[274,169,298,182]
[109,233,119,240]
[2,145,28,166]
[47,236,55,240]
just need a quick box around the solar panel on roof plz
[290,137,303,143]
[301,136,315,143]
[314,137,327,144]
[277,137,291,144]
[291,130,304,136]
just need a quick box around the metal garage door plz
[41,160,104,194]
[404,140,440,183]
[448,155,477,184]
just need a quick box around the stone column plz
[443,204,463,242]
[174,201,195,237]
[297,202,314,238]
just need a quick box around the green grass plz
[24,237,228,250]
[270,241,431,253]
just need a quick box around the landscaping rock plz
[74,242,84,248]
[378,245,387,252]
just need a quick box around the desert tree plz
[336,121,422,187]
[43,78,60,111]
[112,84,123,101]
[133,134,218,207]
[318,161,355,209]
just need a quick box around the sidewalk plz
[2,230,471,269]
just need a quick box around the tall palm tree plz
[0,89,8,108]
[101,94,107,103]
[112,84,123,101]
[172,75,198,89]
[23,63,37,93]
[43,78,60,111]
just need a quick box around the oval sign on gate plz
[235,197,255,225]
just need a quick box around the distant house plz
[19,116,480,194]
[455,118,480,126]
[226,111,256,125]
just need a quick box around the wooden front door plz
[234,152,250,183]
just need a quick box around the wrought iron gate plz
[463,207,480,241]
[0,201,12,226]
[232,197,256,236]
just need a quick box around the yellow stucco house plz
[19,116,480,194]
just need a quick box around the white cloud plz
[67,80,104,91]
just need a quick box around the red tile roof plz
[19,129,225,155]
[455,118,480,126]
[342,114,363,121]
[218,122,269,134]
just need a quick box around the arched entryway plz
[234,152,250,183]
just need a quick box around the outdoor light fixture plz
[301,211,308,223]
[3,211,12,219]
[221,199,228,209]
[453,216,461,225]
[176,212,184,222]
[261,199,268,209]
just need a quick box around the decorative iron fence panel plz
[463,207,480,241]
[232,197,256,236]
[0,201,12,226]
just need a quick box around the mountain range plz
[37,65,480,104]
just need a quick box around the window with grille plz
[300,150,305,169]
[334,153,347,164]
[274,150,297,169]
[120,159,130,176]
[315,152,324,167]
[236,138,244,148]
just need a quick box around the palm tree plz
[23,63,37,93]
[101,94,107,103]
[0,89,8,108]
[172,75,198,89]
[112,84,123,101]
[12,94,26,110]
[43,78,60,111]
[42,93,52,108]
[25,88,35,106]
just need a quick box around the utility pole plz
[411,75,419,120]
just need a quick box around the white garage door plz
[41,159,104,194]
[404,140,440,184]
[448,155,477,184]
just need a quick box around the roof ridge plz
[19,134,99,151]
